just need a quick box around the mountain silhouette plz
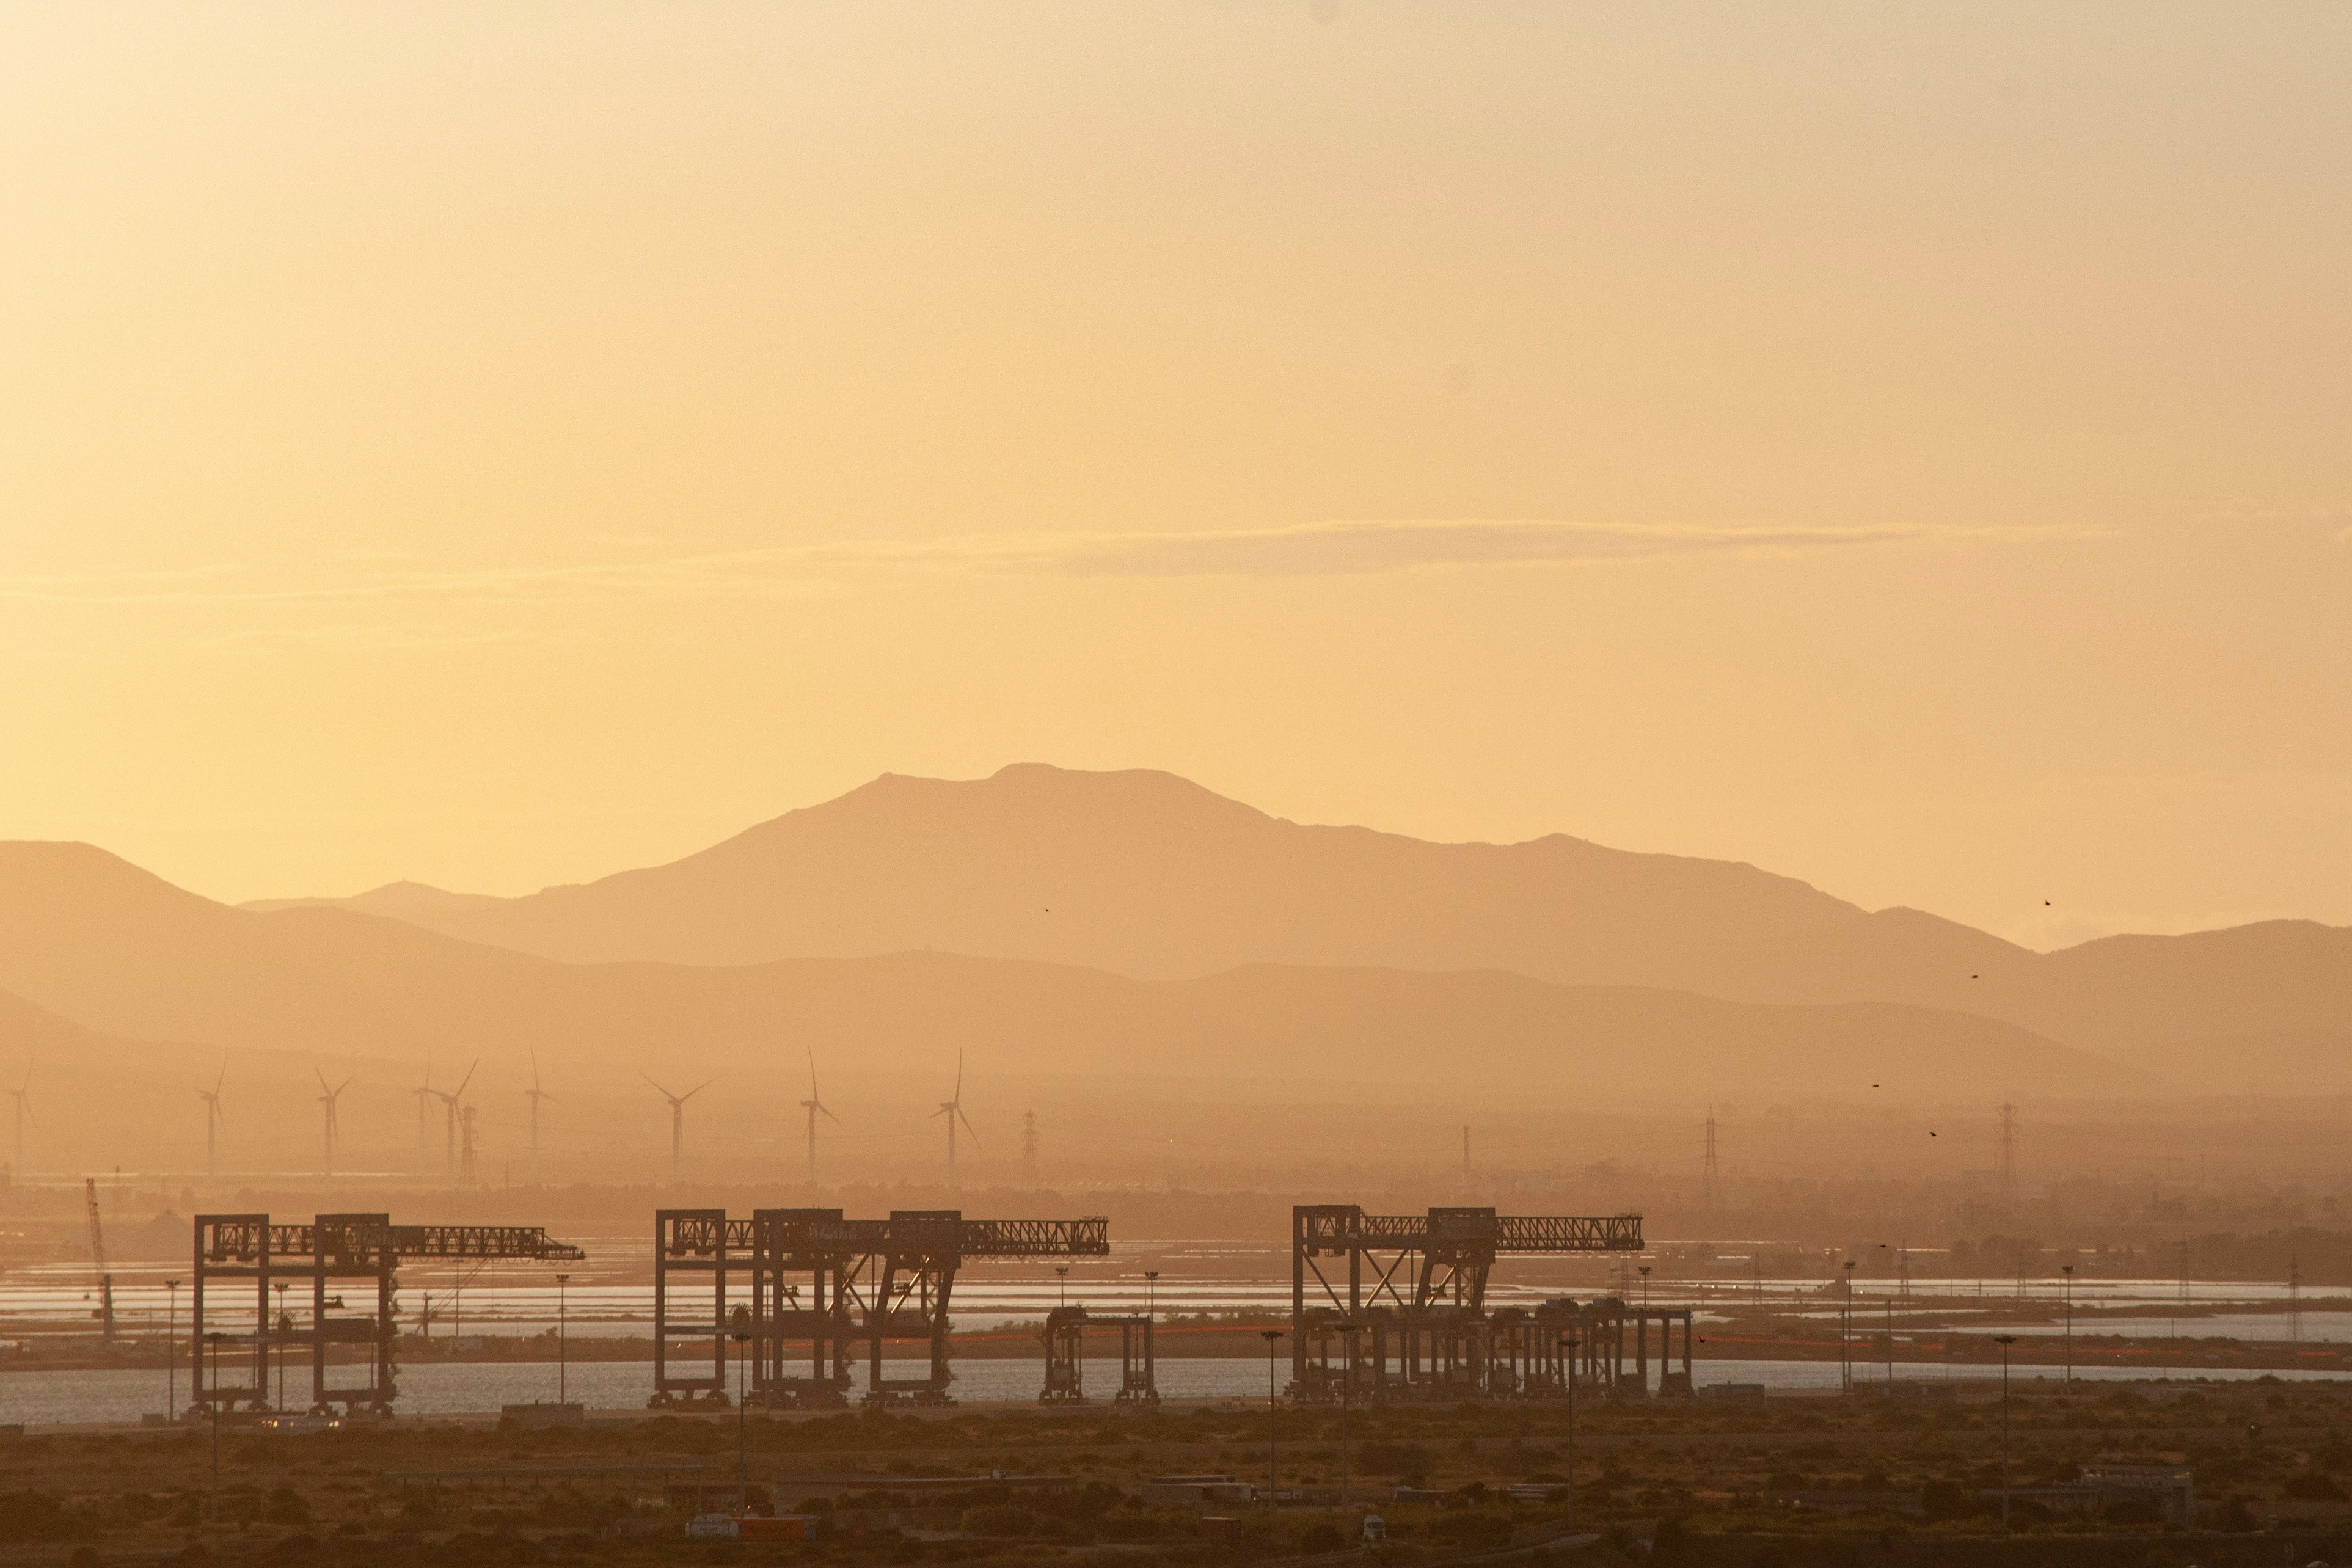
[250,765,2351,1070]
[255,764,1861,975]
[0,838,2132,1104]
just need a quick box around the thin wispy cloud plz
[0,519,2054,607]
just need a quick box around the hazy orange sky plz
[4,4,2347,946]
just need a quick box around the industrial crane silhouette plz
[799,1049,840,1183]
[315,1071,354,1178]
[195,1063,227,1178]
[933,1054,977,1189]
[83,1176,114,1345]
[643,1074,715,1183]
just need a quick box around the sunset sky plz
[4,3,2347,946]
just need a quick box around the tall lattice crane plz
[83,1176,114,1345]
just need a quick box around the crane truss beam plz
[189,1212,585,1420]
[650,1206,1108,1410]
[1290,1204,1646,1403]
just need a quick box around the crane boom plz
[83,1176,114,1345]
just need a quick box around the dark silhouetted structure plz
[190,1213,584,1418]
[651,1208,1109,1409]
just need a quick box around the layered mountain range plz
[2,765,2345,1110]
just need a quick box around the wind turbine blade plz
[931,1106,949,1119]
[641,1072,676,1101]
[337,1076,356,1095]
[315,1067,331,1093]
[820,1103,842,1125]
[453,1059,478,1098]
[954,1051,963,1103]
[958,1107,979,1142]
[807,1048,819,1101]
[684,1077,717,1102]
[214,1061,227,1095]
[530,1046,542,1093]
[17,1058,31,1092]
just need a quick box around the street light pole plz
[1561,1330,1580,1530]
[730,1305,753,1514]
[2061,1264,2075,1390]
[273,1281,289,1412]
[1992,1334,2018,1530]
[1843,1260,1858,1393]
[207,1333,223,1524]
[164,1279,180,1423]
[555,1272,570,1408]
[1332,1319,1357,1509]
[1260,1329,1284,1509]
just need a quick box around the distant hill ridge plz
[252,763,1864,975]
[241,764,2352,1078]
[0,837,2124,1104]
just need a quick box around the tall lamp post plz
[272,1281,290,1412]
[2061,1264,2075,1390]
[164,1278,180,1423]
[1992,1334,2018,1530]
[1560,1330,1581,1529]
[730,1305,753,1513]
[1841,1260,1857,1393]
[1259,1329,1284,1509]
[554,1272,570,1408]
[1331,1319,1358,1508]
[206,1332,224,1523]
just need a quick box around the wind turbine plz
[642,1074,715,1183]
[411,1056,435,1172]
[9,1059,31,1175]
[431,1060,478,1181]
[524,1049,557,1183]
[195,1063,227,1178]
[932,1054,977,1189]
[315,1071,354,1178]
[800,1049,841,1183]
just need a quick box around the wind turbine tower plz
[1998,1101,2018,1196]
[411,1057,434,1173]
[1703,1106,1720,1211]
[195,1064,227,1179]
[524,1050,557,1183]
[433,1060,478,1182]
[315,1071,354,1178]
[798,1051,839,1184]
[643,1074,715,1183]
[10,1061,32,1175]
[932,1055,977,1189]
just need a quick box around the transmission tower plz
[1021,1110,1039,1191]
[1701,1107,1720,1211]
[1997,1102,2017,1196]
